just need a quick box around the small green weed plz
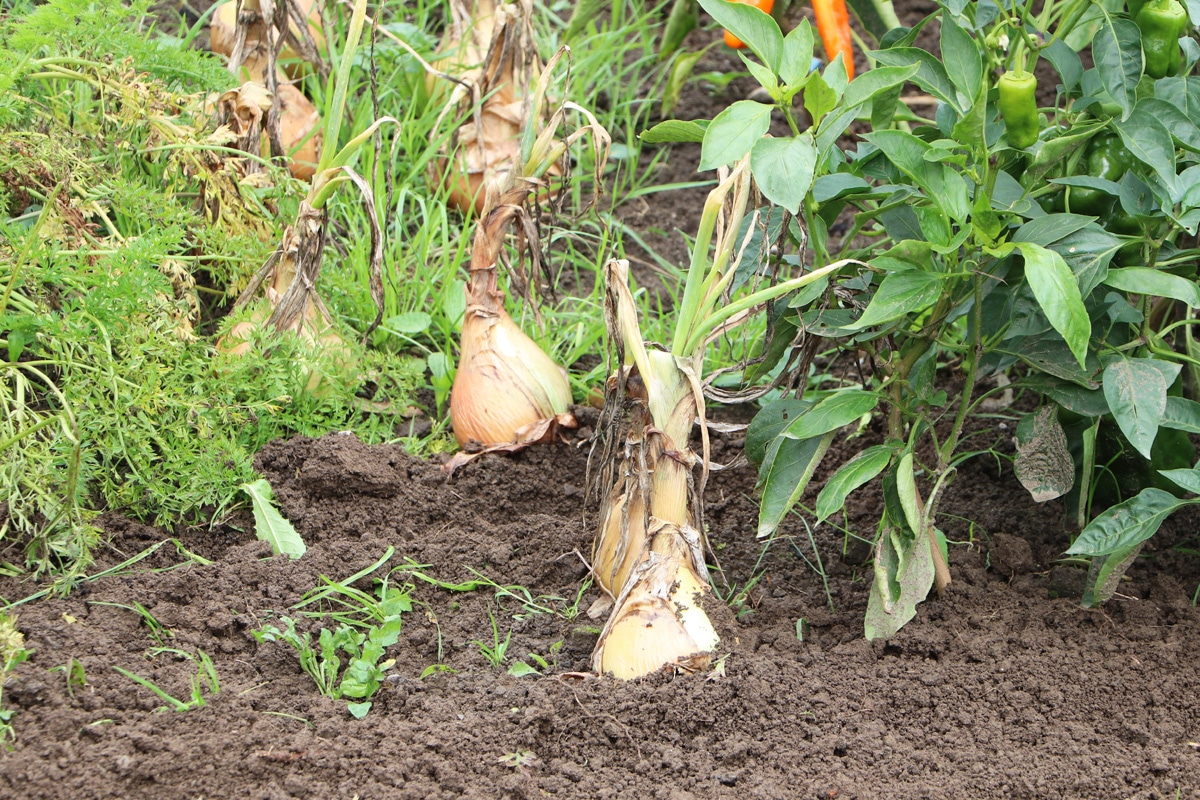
[507,640,564,677]
[498,749,539,774]
[473,605,513,669]
[113,647,218,713]
[254,617,397,719]
[255,551,412,718]
[88,600,173,646]
[49,657,88,698]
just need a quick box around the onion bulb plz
[277,82,321,181]
[594,524,719,680]
[210,81,321,181]
[451,303,572,446]
[445,187,576,469]
[592,490,648,599]
[430,0,562,215]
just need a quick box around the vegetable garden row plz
[2,0,1200,793]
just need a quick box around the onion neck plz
[642,349,696,528]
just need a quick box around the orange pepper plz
[722,0,776,49]
[813,0,855,79]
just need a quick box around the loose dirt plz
[2,414,1199,799]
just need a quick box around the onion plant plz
[590,159,851,679]
[219,0,393,386]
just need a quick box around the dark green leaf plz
[939,12,981,101]
[1014,242,1091,368]
[1104,268,1200,307]
[845,0,894,40]
[757,433,833,538]
[1114,115,1177,193]
[845,270,943,330]
[815,445,894,523]
[1066,488,1184,556]
[784,390,880,439]
[1159,467,1200,495]
[1161,396,1200,433]
[1136,97,1200,152]
[1044,37,1083,93]
[1016,336,1099,388]
[1092,17,1142,119]
[746,398,812,467]
[868,47,961,110]
[1154,76,1200,128]
[843,64,922,109]
[813,173,871,202]
[1013,214,1098,246]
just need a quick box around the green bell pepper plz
[1066,131,1136,232]
[1136,0,1189,79]
[998,70,1039,149]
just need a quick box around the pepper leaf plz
[700,100,773,170]
[241,479,306,559]
[1092,17,1143,119]
[1014,242,1091,369]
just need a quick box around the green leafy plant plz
[88,601,174,646]
[473,604,514,669]
[255,552,412,717]
[0,0,422,578]
[241,479,306,559]
[254,617,397,719]
[645,0,1200,635]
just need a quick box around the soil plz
[3,414,1200,800]
[4,2,1200,800]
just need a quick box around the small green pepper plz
[1066,132,1135,225]
[1136,0,1189,79]
[998,70,1039,149]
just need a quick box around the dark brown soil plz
[2,417,1200,799]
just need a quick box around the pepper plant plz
[647,0,1200,635]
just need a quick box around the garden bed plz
[2,419,1198,799]
[3,0,1200,797]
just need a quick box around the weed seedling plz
[0,613,31,746]
[256,552,411,717]
[473,605,513,669]
[498,749,539,776]
[113,648,219,713]
[88,601,174,645]
[49,657,88,698]
[507,640,564,677]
